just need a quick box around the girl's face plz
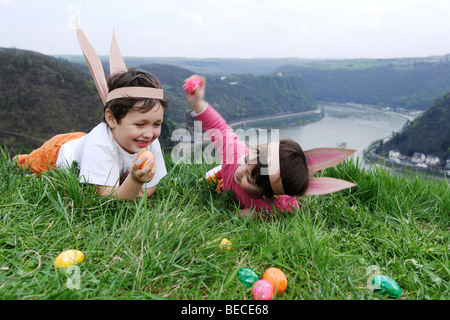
[234,153,263,195]
[106,102,164,154]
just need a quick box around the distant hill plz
[57,55,315,76]
[277,57,450,111]
[0,48,316,154]
[142,63,316,124]
[380,92,450,163]
[60,54,450,112]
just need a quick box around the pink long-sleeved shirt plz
[195,104,299,213]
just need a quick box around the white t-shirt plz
[56,122,167,189]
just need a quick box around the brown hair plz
[102,67,170,123]
[251,138,309,198]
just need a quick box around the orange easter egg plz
[263,267,288,294]
[138,150,155,171]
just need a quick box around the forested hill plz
[0,48,103,152]
[276,57,450,111]
[0,48,316,153]
[145,63,316,123]
[380,92,450,163]
[61,54,450,112]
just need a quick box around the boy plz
[14,27,169,200]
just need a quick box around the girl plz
[184,75,356,218]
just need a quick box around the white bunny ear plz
[109,29,127,75]
[305,148,356,174]
[76,20,108,105]
[76,22,164,105]
[305,177,356,195]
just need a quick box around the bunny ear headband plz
[205,144,356,196]
[268,141,356,195]
[75,20,164,105]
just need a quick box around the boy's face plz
[106,102,164,154]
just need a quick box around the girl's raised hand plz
[184,75,207,114]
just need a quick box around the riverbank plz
[322,101,420,121]
[363,140,449,182]
[230,101,416,132]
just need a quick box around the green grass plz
[0,147,448,300]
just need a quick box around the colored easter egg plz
[252,279,274,300]
[206,173,218,184]
[205,165,222,184]
[54,249,84,269]
[183,77,202,95]
[237,267,259,288]
[221,238,232,249]
[138,150,155,171]
[213,237,232,250]
[219,238,232,250]
[372,275,402,298]
[263,267,288,294]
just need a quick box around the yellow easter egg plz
[215,238,232,250]
[54,249,85,269]
[213,237,232,250]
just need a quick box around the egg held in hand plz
[138,150,155,171]
[183,77,203,95]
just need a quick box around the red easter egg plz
[183,77,202,95]
[252,279,274,300]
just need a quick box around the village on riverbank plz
[347,103,449,180]
[364,140,450,180]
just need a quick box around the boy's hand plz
[184,75,208,114]
[131,150,156,183]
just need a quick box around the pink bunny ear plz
[305,148,356,174]
[76,20,108,105]
[109,29,127,75]
[305,177,356,195]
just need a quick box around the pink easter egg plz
[252,279,274,300]
[183,77,202,95]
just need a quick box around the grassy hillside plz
[381,92,450,163]
[0,147,448,301]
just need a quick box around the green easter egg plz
[237,267,259,288]
[372,275,402,298]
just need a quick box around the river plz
[234,102,411,161]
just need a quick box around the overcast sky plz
[2,0,450,59]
